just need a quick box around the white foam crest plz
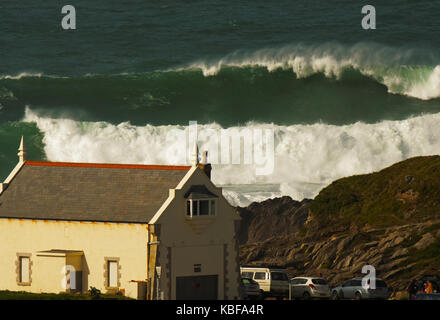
[23,107,440,206]
[0,72,43,80]
[180,43,440,100]
[406,65,440,100]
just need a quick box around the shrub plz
[88,287,101,300]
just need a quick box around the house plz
[0,138,241,299]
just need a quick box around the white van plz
[240,266,289,299]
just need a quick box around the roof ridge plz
[25,161,191,171]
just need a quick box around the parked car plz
[240,266,289,299]
[241,278,263,300]
[414,275,440,293]
[331,278,389,300]
[290,277,331,299]
[415,293,440,300]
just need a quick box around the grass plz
[400,232,422,248]
[309,156,440,234]
[388,239,440,281]
[423,223,440,234]
[408,239,440,265]
[0,290,133,300]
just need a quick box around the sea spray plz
[22,107,440,206]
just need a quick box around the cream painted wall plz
[154,167,241,300]
[33,255,65,293]
[0,219,148,299]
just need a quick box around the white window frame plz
[104,257,120,289]
[108,260,118,288]
[16,253,32,286]
[20,256,30,283]
[186,199,217,218]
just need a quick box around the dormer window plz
[186,199,216,217]
[184,185,218,218]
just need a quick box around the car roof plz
[240,266,286,271]
[348,277,384,280]
[291,276,325,280]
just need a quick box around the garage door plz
[176,275,218,300]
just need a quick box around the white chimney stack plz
[17,136,26,163]
[201,150,208,164]
[191,142,199,166]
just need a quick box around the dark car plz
[408,275,440,299]
[241,278,263,300]
[414,276,440,293]
[415,293,440,300]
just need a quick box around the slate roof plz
[0,161,190,223]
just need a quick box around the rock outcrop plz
[237,156,440,293]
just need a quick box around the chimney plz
[191,142,199,167]
[199,150,212,179]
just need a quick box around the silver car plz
[290,277,331,299]
[332,278,389,300]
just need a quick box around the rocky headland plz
[237,156,440,297]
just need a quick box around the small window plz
[271,272,288,281]
[353,279,362,287]
[254,272,268,280]
[186,199,217,217]
[107,260,118,288]
[199,200,209,215]
[194,264,201,273]
[16,253,31,286]
[312,278,328,285]
[210,200,216,216]
[241,271,254,279]
[20,257,30,283]
[187,200,191,216]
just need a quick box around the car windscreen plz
[271,272,288,281]
[312,278,328,285]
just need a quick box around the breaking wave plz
[181,42,440,100]
[21,107,440,206]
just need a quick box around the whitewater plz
[182,42,440,100]
[23,107,440,207]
